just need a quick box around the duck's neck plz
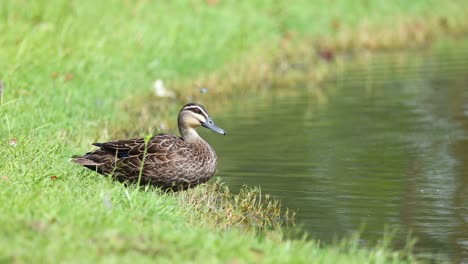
[179,126,205,144]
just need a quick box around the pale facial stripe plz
[184,105,209,119]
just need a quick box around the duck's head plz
[178,103,226,135]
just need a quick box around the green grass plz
[1,0,468,262]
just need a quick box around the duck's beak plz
[201,117,226,135]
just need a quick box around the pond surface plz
[204,41,468,262]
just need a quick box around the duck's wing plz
[94,137,149,154]
[72,137,159,171]
[72,137,150,174]
[113,134,191,180]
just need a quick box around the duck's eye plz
[192,108,202,114]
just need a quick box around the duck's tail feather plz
[72,150,117,175]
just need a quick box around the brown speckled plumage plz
[72,103,226,190]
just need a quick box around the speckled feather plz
[73,103,224,191]
[74,134,217,190]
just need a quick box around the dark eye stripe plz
[185,106,208,118]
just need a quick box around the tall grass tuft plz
[176,179,295,232]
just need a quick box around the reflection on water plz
[204,42,468,262]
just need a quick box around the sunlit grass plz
[1,0,467,262]
[175,179,295,232]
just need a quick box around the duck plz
[72,103,226,190]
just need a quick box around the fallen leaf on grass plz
[318,48,335,62]
[51,72,60,79]
[206,0,218,6]
[64,73,74,81]
[331,18,341,31]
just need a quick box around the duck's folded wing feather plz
[94,137,152,153]
[115,134,191,173]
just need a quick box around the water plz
[204,43,468,262]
